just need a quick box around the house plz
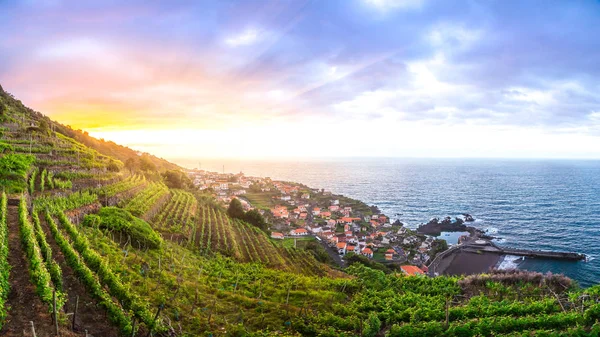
[309,226,322,234]
[344,231,353,237]
[301,193,310,199]
[299,205,307,212]
[329,205,340,212]
[312,207,321,216]
[271,232,285,240]
[361,247,374,258]
[419,242,430,253]
[281,195,291,201]
[337,242,347,255]
[347,245,358,254]
[291,228,308,236]
[219,183,229,190]
[401,265,425,276]
[385,249,395,261]
[299,212,308,220]
[320,211,331,219]
[327,219,337,227]
[344,206,352,213]
[271,206,289,219]
[341,217,361,224]
[321,231,334,240]
[232,189,246,196]
[332,199,340,205]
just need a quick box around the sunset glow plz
[1,0,600,160]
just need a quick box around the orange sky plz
[2,0,600,160]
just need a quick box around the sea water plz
[176,158,600,287]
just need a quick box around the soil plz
[39,214,121,337]
[0,206,74,337]
[0,205,119,337]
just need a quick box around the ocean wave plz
[498,255,523,270]
[493,238,507,244]
[485,227,498,234]
[585,254,595,262]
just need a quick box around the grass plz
[243,191,278,210]
[280,236,316,249]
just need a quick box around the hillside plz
[2,84,600,336]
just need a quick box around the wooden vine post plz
[53,289,60,336]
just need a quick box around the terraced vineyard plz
[152,189,197,234]
[120,181,169,218]
[3,84,600,336]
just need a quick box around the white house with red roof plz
[290,228,308,236]
[336,242,347,255]
[361,247,374,258]
[271,232,285,240]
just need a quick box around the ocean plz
[174,158,600,287]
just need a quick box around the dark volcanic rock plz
[463,213,475,222]
[417,217,469,236]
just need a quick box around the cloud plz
[1,0,600,158]
[363,0,425,12]
[224,29,261,47]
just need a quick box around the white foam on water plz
[485,227,498,234]
[585,254,595,262]
[498,255,522,270]
[493,238,506,244]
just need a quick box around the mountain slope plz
[2,83,600,337]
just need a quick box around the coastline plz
[188,167,587,280]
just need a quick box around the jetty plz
[428,239,586,277]
[462,239,587,261]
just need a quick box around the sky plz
[1,0,600,160]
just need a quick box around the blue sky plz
[1,0,599,159]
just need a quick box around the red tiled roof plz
[401,265,425,276]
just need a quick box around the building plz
[271,232,285,240]
[291,228,308,236]
[385,249,395,261]
[361,247,374,258]
[337,242,347,255]
[401,265,425,276]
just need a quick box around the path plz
[39,213,120,337]
[0,205,56,337]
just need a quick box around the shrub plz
[96,207,162,249]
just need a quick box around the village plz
[188,169,451,276]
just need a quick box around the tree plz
[244,209,268,232]
[227,198,245,220]
[125,157,138,174]
[138,154,156,171]
[163,170,192,189]
[38,119,50,135]
[107,159,122,172]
